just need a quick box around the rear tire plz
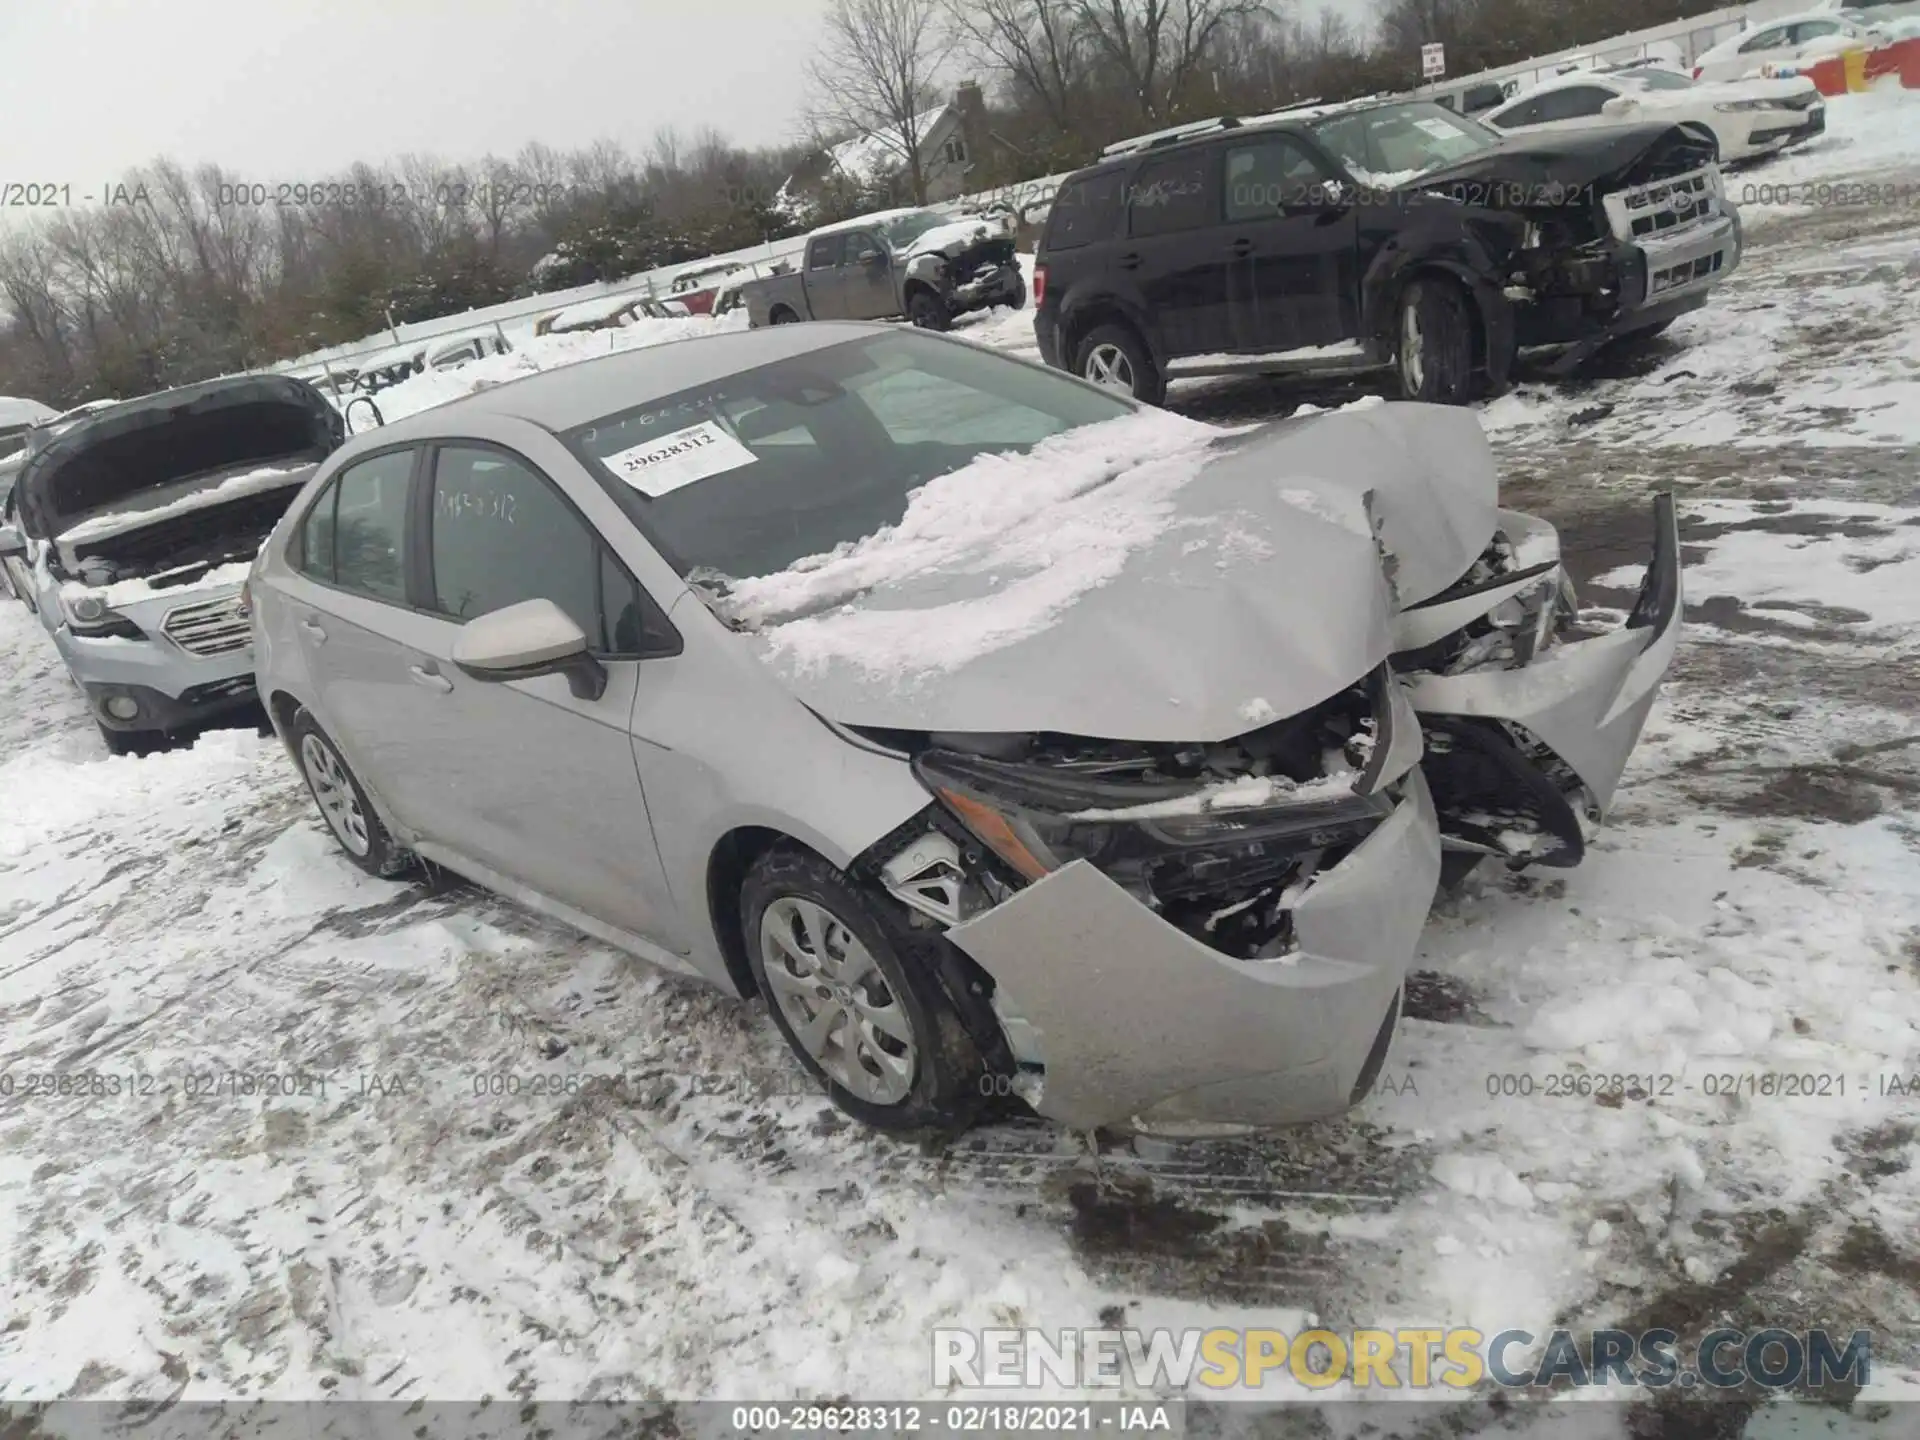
[742,844,985,1133]
[1396,278,1478,405]
[290,708,413,878]
[907,290,952,331]
[768,306,799,325]
[1001,277,1028,311]
[1073,322,1165,406]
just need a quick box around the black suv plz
[1033,97,1741,406]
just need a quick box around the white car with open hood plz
[247,324,1681,1138]
[1483,65,1826,163]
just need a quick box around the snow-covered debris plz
[723,408,1221,678]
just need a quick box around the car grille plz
[1602,166,1719,242]
[162,594,251,656]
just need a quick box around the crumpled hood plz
[1406,122,1710,195]
[904,216,1014,260]
[742,402,1498,743]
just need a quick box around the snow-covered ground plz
[4,88,1920,1435]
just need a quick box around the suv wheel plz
[742,844,985,1132]
[1396,279,1477,405]
[290,708,413,877]
[907,290,952,331]
[1074,322,1165,406]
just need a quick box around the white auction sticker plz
[602,421,758,497]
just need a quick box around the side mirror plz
[0,523,25,560]
[452,597,607,701]
[854,247,885,266]
[1601,96,1638,117]
[1284,179,1352,215]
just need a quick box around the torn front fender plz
[945,770,1440,1133]
[1405,493,1682,814]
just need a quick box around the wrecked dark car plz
[0,374,345,751]
[1034,97,1741,405]
[249,326,1680,1138]
[744,207,1026,331]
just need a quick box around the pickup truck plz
[743,207,1026,331]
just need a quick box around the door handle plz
[299,618,327,644]
[408,664,454,694]
[1230,239,1255,256]
[1115,251,1142,270]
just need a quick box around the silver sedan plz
[248,322,1680,1136]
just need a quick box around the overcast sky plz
[0,0,1359,191]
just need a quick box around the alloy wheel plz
[759,895,916,1105]
[301,733,371,857]
[1083,342,1136,395]
[1401,301,1425,394]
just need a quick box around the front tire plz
[742,844,985,1132]
[1073,322,1165,406]
[290,708,413,878]
[1396,278,1478,405]
[768,306,799,325]
[907,290,952,331]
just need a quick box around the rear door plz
[1221,132,1360,352]
[1513,84,1621,135]
[1123,146,1235,359]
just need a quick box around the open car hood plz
[1405,121,1715,196]
[747,402,1499,743]
[15,373,343,542]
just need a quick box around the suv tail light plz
[1033,265,1047,305]
[1691,65,1703,78]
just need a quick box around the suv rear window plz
[1043,172,1125,250]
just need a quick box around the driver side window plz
[1223,137,1329,220]
[1740,26,1787,51]
[842,230,883,265]
[1535,85,1616,121]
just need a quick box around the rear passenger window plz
[807,234,844,269]
[1127,151,1216,237]
[323,450,413,602]
[1043,172,1124,250]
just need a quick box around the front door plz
[396,441,683,946]
[837,229,899,320]
[1221,134,1361,352]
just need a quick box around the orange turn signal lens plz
[936,787,1053,883]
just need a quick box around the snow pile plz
[354,308,750,425]
[729,408,1221,678]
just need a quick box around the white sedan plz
[1691,10,1880,81]
[1482,65,1827,163]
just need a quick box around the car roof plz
[1073,94,1441,175]
[811,207,935,237]
[349,322,889,442]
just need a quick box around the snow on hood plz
[57,463,313,547]
[903,217,1010,259]
[736,401,1498,742]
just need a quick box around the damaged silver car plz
[248,323,1680,1135]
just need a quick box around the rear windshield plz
[1043,171,1126,250]
[566,330,1130,582]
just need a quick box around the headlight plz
[1715,98,1785,111]
[59,587,142,639]
[912,748,1390,887]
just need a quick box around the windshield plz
[1618,67,1695,89]
[1307,101,1501,186]
[567,331,1131,582]
[876,210,948,247]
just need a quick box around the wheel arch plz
[1058,295,1160,370]
[1365,255,1514,388]
[705,824,829,1000]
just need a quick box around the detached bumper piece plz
[1406,494,1683,851]
[947,771,1439,1134]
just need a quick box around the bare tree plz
[806,0,956,204]
[1069,0,1276,124]
[946,0,1085,134]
